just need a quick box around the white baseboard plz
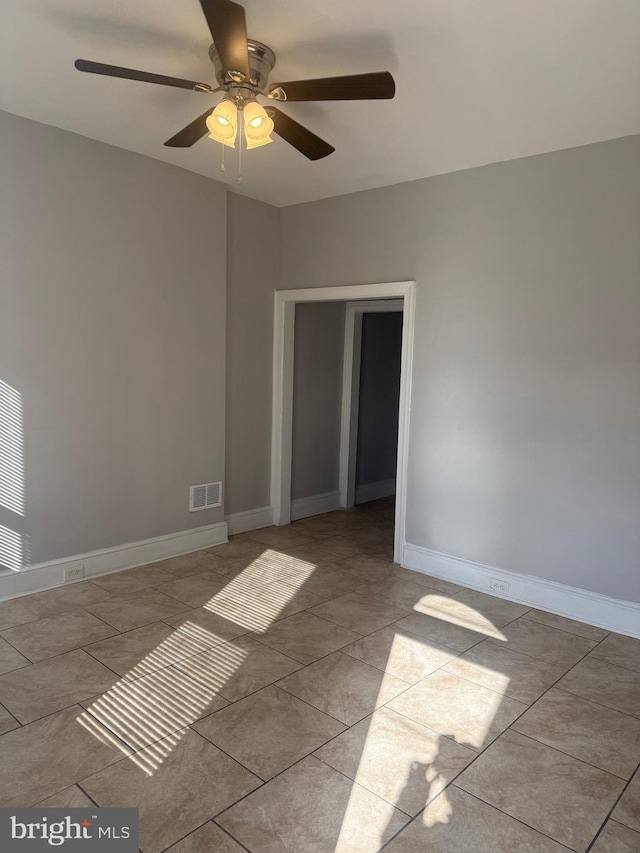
[226,506,274,535]
[402,542,640,640]
[0,522,228,602]
[291,490,341,521]
[355,479,396,505]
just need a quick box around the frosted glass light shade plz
[243,102,274,149]
[206,100,238,148]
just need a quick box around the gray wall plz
[280,136,640,603]
[0,111,227,567]
[291,302,345,501]
[225,193,280,516]
[356,312,403,490]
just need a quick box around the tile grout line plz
[381,622,632,851]
[458,629,637,849]
[584,757,640,852]
[2,507,636,853]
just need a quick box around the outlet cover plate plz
[64,563,85,582]
[489,577,509,595]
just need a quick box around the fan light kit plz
[74,0,396,183]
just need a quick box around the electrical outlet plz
[489,577,509,595]
[64,563,85,582]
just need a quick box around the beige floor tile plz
[84,621,210,679]
[277,651,408,726]
[444,640,565,704]
[190,550,288,590]
[290,564,370,598]
[82,665,228,750]
[252,611,360,664]
[22,581,113,618]
[613,771,640,832]
[0,598,39,632]
[0,702,19,735]
[456,729,625,852]
[316,706,475,815]
[217,755,409,853]
[0,649,119,724]
[383,785,567,853]
[525,609,609,641]
[448,588,530,627]
[366,578,440,611]
[487,617,597,668]
[319,535,367,558]
[86,589,190,632]
[194,685,345,780]
[1,610,118,662]
[342,625,457,684]
[342,554,396,583]
[557,656,640,718]
[310,591,407,635]
[169,822,246,853]
[0,636,30,674]
[392,567,461,595]
[195,577,326,633]
[273,541,340,567]
[206,537,267,563]
[248,526,314,549]
[82,728,260,853]
[350,527,394,548]
[0,704,131,807]
[590,821,640,853]
[262,579,330,616]
[394,611,487,652]
[175,635,302,702]
[513,687,640,778]
[36,785,95,808]
[388,670,526,751]
[154,571,230,608]
[92,565,177,597]
[364,544,395,561]
[291,518,348,540]
[590,633,640,673]
[413,597,514,637]
[163,606,250,645]
[153,550,229,578]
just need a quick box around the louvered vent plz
[189,481,223,512]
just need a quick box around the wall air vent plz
[189,481,223,512]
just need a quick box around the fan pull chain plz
[220,143,226,173]
[237,122,243,184]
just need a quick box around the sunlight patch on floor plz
[336,604,509,847]
[414,594,507,639]
[78,548,318,774]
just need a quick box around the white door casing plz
[270,281,416,563]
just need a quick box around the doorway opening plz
[339,299,403,512]
[270,282,415,563]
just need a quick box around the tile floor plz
[0,498,638,852]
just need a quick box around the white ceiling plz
[1,0,639,207]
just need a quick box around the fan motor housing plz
[209,40,276,91]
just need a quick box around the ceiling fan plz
[74,0,396,161]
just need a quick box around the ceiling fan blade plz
[164,109,215,147]
[74,59,214,92]
[269,71,395,102]
[268,108,335,161]
[199,0,250,81]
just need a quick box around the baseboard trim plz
[355,479,396,505]
[0,522,228,602]
[291,490,341,521]
[402,542,640,639]
[226,506,274,535]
